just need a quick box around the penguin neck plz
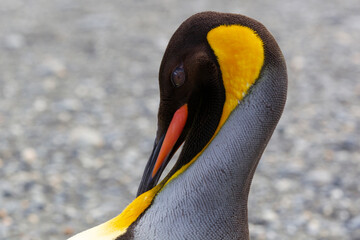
[132,67,286,239]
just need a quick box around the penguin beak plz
[137,104,188,196]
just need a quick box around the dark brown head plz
[137,11,287,195]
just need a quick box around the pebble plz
[70,127,104,147]
[21,148,38,164]
[262,209,278,223]
[307,218,320,235]
[33,98,48,112]
[63,227,75,236]
[38,57,67,78]
[307,169,332,185]
[349,215,360,230]
[3,33,25,49]
[290,55,305,71]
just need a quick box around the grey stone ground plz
[0,0,359,239]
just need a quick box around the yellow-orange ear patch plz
[207,25,264,128]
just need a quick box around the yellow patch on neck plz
[68,184,163,240]
[69,24,264,240]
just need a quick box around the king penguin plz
[68,11,287,240]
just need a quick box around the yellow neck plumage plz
[68,24,264,240]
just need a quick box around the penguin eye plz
[171,66,186,87]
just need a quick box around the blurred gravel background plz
[0,0,359,239]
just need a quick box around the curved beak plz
[137,104,188,196]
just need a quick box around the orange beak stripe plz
[151,104,188,178]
